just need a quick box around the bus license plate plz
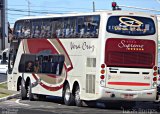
[123,94,133,99]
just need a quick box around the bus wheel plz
[75,85,82,107]
[63,84,74,106]
[28,81,34,101]
[21,79,27,100]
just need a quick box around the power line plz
[119,5,160,12]
[8,4,92,10]
[7,8,76,15]
[8,7,87,13]
[7,12,33,16]
[8,17,16,19]
[155,0,160,4]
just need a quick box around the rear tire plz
[63,84,75,106]
[21,79,27,100]
[28,81,34,101]
[75,85,83,107]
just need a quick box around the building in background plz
[0,0,9,52]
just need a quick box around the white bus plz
[8,10,158,107]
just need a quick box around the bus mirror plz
[0,55,2,59]
[158,67,160,75]
[1,52,7,64]
[2,52,7,60]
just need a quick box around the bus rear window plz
[106,16,155,36]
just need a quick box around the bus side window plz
[69,17,76,38]
[25,61,34,72]
[34,57,40,73]
[50,55,59,74]
[31,20,41,38]
[37,55,43,73]
[42,56,50,73]
[34,26,41,38]
[51,21,58,38]
[56,55,65,75]
[40,19,51,38]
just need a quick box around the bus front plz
[100,11,158,101]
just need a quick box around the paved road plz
[0,74,160,113]
[0,74,7,83]
[0,97,160,114]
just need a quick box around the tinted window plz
[107,16,155,36]
[18,54,65,75]
[13,20,31,38]
[13,15,100,39]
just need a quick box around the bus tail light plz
[153,66,158,71]
[153,72,158,76]
[152,66,158,87]
[100,64,106,74]
[153,77,157,81]
[101,70,105,74]
[153,66,158,72]
[101,64,105,69]
[153,66,158,70]
[100,75,105,80]
[152,66,158,78]
[100,64,106,87]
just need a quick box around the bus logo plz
[118,40,144,51]
[119,16,143,27]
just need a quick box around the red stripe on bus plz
[108,82,150,86]
[32,73,38,80]
[40,82,63,91]
[47,74,59,78]
[32,74,63,91]
[56,38,73,72]
[27,39,73,72]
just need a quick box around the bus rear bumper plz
[98,87,157,101]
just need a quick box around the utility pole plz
[93,1,95,12]
[0,0,6,50]
[25,0,31,16]
[156,0,160,3]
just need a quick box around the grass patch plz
[0,82,7,89]
[0,82,9,98]
[0,82,12,98]
[0,93,9,98]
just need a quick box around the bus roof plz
[16,10,156,21]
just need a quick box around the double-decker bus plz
[8,10,158,107]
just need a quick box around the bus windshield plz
[106,16,155,36]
